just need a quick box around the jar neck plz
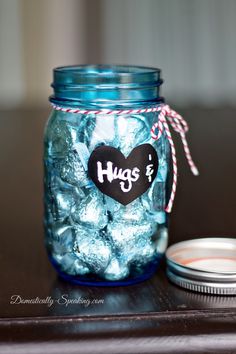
[49,65,164,109]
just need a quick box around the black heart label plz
[88,144,158,205]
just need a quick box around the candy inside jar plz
[44,65,173,285]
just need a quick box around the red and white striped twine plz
[52,103,199,213]
[150,105,199,212]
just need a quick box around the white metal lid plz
[166,237,236,295]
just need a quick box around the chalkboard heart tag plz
[88,144,158,205]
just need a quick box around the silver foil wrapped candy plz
[53,253,90,276]
[107,220,156,266]
[49,176,77,221]
[60,151,90,187]
[73,227,112,274]
[112,199,146,222]
[46,118,78,158]
[115,115,150,156]
[103,258,129,281]
[50,222,75,254]
[88,114,118,150]
[72,189,108,229]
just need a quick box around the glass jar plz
[44,65,170,286]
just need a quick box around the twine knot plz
[151,104,199,212]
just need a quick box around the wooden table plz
[0,107,236,353]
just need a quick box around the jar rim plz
[52,64,162,86]
[54,64,161,76]
[50,64,164,108]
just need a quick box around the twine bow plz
[151,104,199,212]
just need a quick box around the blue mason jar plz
[44,65,170,286]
